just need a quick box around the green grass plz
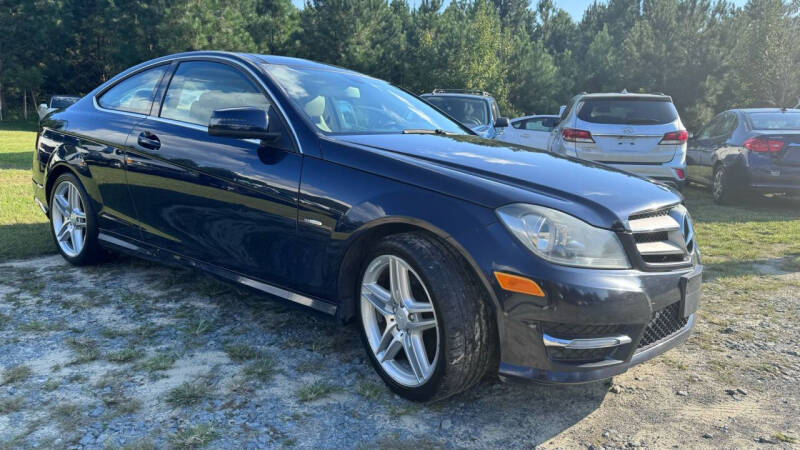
[169,424,220,449]
[0,395,24,414]
[295,380,339,402]
[223,343,258,362]
[1,364,33,385]
[137,352,178,372]
[165,382,210,407]
[106,347,144,363]
[243,355,280,382]
[684,185,800,278]
[65,337,100,364]
[0,121,55,261]
[774,432,797,444]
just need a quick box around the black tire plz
[712,164,737,205]
[48,172,103,265]
[357,232,497,402]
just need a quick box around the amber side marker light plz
[494,272,546,297]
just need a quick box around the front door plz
[124,60,301,286]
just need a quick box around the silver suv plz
[549,92,688,190]
[420,89,506,139]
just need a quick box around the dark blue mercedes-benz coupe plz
[32,52,702,401]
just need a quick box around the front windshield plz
[264,65,466,135]
[424,96,490,127]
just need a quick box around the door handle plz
[137,131,161,150]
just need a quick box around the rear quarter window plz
[577,98,678,125]
[98,65,168,115]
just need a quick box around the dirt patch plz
[1,255,798,448]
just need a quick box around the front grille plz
[628,206,694,267]
[541,322,623,338]
[548,347,612,363]
[629,209,669,221]
[637,302,689,350]
[635,231,669,243]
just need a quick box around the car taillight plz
[562,128,594,143]
[744,137,784,153]
[659,130,688,145]
[675,168,685,179]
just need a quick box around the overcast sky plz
[290,0,749,20]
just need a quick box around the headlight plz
[496,204,630,269]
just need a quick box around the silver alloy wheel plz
[361,254,439,387]
[713,168,724,199]
[51,180,87,257]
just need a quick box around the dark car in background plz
[33,51,701,401]
[420,89,508,138]
[687,108,800,204]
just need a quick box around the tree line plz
[1,0,798,130]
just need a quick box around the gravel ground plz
[1,254,798,449]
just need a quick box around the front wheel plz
[49,173,103,265]
[358,232,496,402]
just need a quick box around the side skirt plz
[97,231,338,316]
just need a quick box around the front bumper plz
[500,314,694,383]
[478,218,702,384]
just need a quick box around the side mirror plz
[494,117,510,128]
[558,105,566,117]
[208,107,279,141]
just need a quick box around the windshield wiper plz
[402,128,451,135]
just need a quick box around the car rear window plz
[577,98,678,125]
[747,112,800,130]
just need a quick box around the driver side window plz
[160,61,270,127]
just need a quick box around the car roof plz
[511,115,559,121]
[420,92,495,101]
[579,92,672,101]
[737,108,800,114]
[143,51,364,77]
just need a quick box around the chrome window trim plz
[92,96,148,120]
[144,116,260,145]
[92,54,303,154]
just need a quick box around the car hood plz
[335,133,681,229]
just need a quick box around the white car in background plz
[496,114,559,150]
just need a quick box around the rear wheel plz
[712,165,737,205]
[358,232,496,402]
[49,173,102,265]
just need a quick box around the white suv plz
[549,92,688,190]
